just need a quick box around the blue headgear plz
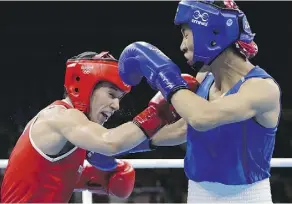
[174,0,255,65]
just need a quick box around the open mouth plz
[101,112,110,120]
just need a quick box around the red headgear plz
[64,51,131,112]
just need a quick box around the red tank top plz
[1,100,86,202]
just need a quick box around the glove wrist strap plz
[156,71,189,103]
[133,106,164,138]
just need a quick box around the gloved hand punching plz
[75,152,135,199]
[133,73,200,138]
[119,42,189,102]
[133,87,179,138]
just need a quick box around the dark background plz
[0,1,291,203]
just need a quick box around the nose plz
[110,98,120,111]
[180,39,187,53]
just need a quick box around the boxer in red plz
[1,51,190,202]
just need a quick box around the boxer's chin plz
[187,59,194,66]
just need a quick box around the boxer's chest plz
[207,83,226,101]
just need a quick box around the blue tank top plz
[184,66,280,185]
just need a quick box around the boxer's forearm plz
[60,116,146,156]
[50,109,145,156]
[171,89,216,131]
[101,122,147,156]
[151,118,187,146]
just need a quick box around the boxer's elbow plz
[188,111,218,132]
[96,138,124,156]
[99,146,120,157]
[101,142,124,156]
[189,119,213,132]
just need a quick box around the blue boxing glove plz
[86,151,118,171]
[86,139,156,170]
[119,41,189,102]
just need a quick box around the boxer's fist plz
[108,160,135,198]
[75,164,109,195]
[133,90,179,138]
[133,74,199,137]
[119,42,188,101]
[75,160,135,199]
[118,41,175,86]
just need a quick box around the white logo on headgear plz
[81,64,94,74]
[226,19,233,26]
[192,10,209,27]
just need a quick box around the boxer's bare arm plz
[151,118,187,146]
[35,107,146,156]
[171,78,280,131]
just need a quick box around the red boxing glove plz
[181,73,200,92]
[75,160,135,199]
[133,92,178,138]
[133,74,199,138]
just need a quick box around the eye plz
[109,93,115,99]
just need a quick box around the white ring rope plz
[1,158,291,204]
[0,158,292,169]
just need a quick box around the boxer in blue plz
[118,0,281,203]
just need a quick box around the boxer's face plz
[180,24,194,66]
[88,82,125,124]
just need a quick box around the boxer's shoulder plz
[236,77,280,129]
[29,105,71,156]
[238,77,280,124]
[30,105,87,151]
[36,105,87,126]
[30,105,67,132]
[240,77,280,96]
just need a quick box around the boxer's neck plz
[209,49,254,94]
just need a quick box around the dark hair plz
[206,0,239,9]
[210,1,226,8]
[69,51,99,60]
